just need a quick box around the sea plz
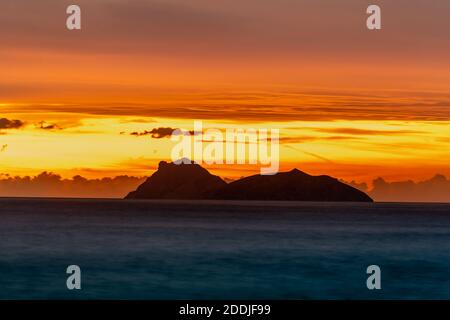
[0,198,449,300]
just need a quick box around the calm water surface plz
[0,198,449,299]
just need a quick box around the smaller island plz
[125,160,373,202]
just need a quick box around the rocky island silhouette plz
[125,160,373,202]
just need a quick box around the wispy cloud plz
[4,90,450,122]
[313,128,425,135]
[284,145,334,163]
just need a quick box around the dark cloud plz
[0,118,24,129]
[130,127,177,138]
[130,127,197,138]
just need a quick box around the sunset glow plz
[1,0,449,199]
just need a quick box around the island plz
[125,160,373,202]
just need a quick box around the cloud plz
[314,128,425,135]
[0,172,146,198]
[0,118,24,129]
[344,180,369,192]
[347,175,450,203]
[0,0,246,57]
[130,127,198,138]
[4,89,450,122]
[2,0,450,63]
[38,121,61,130]
[284,145,334,163]
[130,127,176,138]
[2,1,450,128]
[278,135,363,144]
[2,170,449,202]
[369,175,450,203]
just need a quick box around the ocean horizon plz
[2,196,450,204]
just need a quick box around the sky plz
[1,0,449,200]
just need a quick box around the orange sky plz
[1,0,450,194]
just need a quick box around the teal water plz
[0,198,449,299]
